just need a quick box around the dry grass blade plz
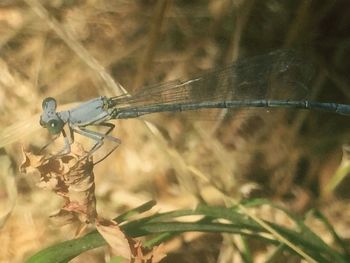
[0,114,41,149]
[0,153,17,227]
[23,0,127,97]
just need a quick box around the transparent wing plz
[110,50,314,109]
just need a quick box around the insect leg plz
[40,134,60,153]
[72,123,121,164]
[89,123,115,152]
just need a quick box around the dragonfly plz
[2,50,350,163]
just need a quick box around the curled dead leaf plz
[96,219,166,263]
[20,144,167,261]
[131,242,166,263]
[96,219,132,261]
[20,143,97,225]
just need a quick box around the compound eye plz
[47,119,64,134]
[42,97,57,111]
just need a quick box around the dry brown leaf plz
[96,218,132,261]
[131,242,166,263]
[20,144,167,261]
[148,244,166,263]
[20,143,97,226]
[96,219,166,263]
[20,147,47,170]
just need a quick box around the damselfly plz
[36,50,350,163]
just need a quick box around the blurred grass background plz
[0,0,349,262]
